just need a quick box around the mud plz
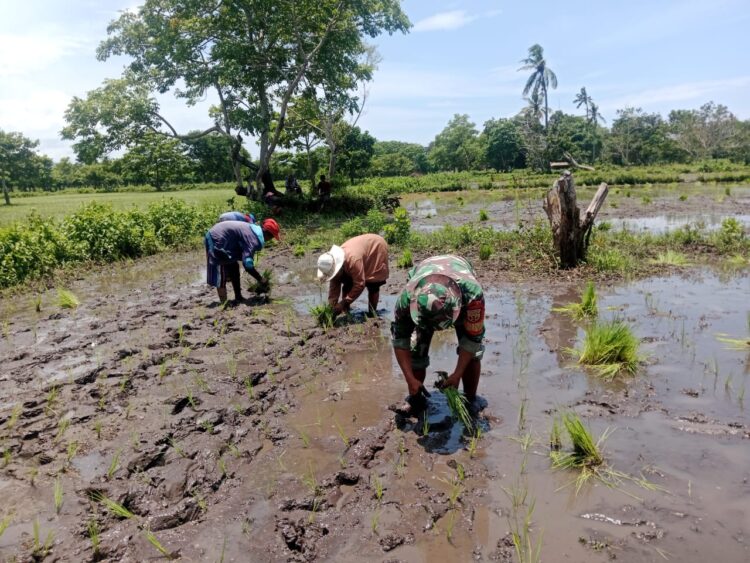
[1,208,749,562]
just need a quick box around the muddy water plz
[403,182,750,235]
[1,240,749,561]
[283,271,750,562]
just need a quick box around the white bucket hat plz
[316,245,345,281]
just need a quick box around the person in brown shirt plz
[317,234,389,316]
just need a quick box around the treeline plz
[3,101,750,195]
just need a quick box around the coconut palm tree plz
[588,102,606,161]
[574,87,591,120]
[519,44,558,131]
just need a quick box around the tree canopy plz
[62,0,410,196]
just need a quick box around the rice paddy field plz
[0,175,749,562]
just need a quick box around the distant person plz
[317,234,389,317]
[316,174,332,206]
[391,255,485,415]
[219,211,255,223]
[285,174,302,196]
[204,218,281,304]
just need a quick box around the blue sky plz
[1,0,749,160]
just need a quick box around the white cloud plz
[413,10,477,32]
[603,76,750,110]
[0,32,86,77]
[0,89,71,134]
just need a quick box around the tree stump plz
[543,171,608,269]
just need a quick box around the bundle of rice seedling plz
[550,413,607,493]
[310,303,334,329]
[57,288,80,309]
[553,281,597,320]
[248,269,273,295]
[437,372,474,432]
[571,319,640,379]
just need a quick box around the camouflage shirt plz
[391,255,485,355]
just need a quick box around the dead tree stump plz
[543,171,609,269]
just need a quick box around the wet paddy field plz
[1,184,749,562]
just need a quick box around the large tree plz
[668,102,738,161]
[62,0,409,199]
[482,118,524,171]
[519,44,558,131]
[428,114,484,172]
[0,130,52,203]
[607,107,676,166]
[120,132,194,189]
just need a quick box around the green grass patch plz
[310,303,335,329]
[57,288,80,309]
[651,250,690,266]
[396,249,413,268]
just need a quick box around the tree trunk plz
[2,179,10,205]
[543,171,608,268]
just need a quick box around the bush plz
[383,207,411,245]
[714,217,745,252]
[479,244,492,260]
[339,208,387,239]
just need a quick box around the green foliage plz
[483,118,524,171]
[651,250,690,266]
[714,217,745,251]
[478,209,489,221]
[428,114,484,171]
[339,208,386,239]
[0,198,221,288]
[549,414,606,493]
[383,207,411,245]
[249,269,273,295]
[396,249,413,268]
[437,373,474,432]
[573,320,640,379]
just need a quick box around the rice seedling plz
[421,416,430,436]
[244,375,255,399]
[293,245,306,257]
[716,334,750,350]
[46,386,60,415]
[651,250,690,266]
[107,449,121,479]
[2,447,10,468]
[94,493,134,519]
[144,528,175,559]
[34,295,43,312]
[553,281,598,320]
[28,466,39,486]
[55,417,71,442]
[444,509,458,542]
[54,477,64,514]
[333,420,349,447]
[94,420,102,440]
[571,320,640,380]
[396,248,413,269]
[248,269,273,295]
[549,417,562,451]
[310,303,335,329]
[479,209,489,221]
[479,244,492,260]
[506,493,543,563]
[467,427,482,458]
[436,372,474,432]
[0,513,12,539]
[57,288,80,309]
[678,193,688,201]
[88,519,100,555]
[169,438,186,458]
[371,475,384,502]
[32,518,55,559]
[218,456,227,477]
[371,509,381,533]
[5,404,21,430]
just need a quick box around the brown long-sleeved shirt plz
[328,234,389,306]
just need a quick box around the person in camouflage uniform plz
[391,254,485,413]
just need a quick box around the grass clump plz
[479,244,492,261]
[310,303,335,329]
[57,288,80,309]
[248,269,273,295]
[553,281,597,320]
[651,250,689,266]
[571,320,640,379]
[396,249,413,269]
[478,209,489,221]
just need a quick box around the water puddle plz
[612,213,750,233]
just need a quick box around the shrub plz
[397,249,413,268]
[714,217,745,252]
[479,244,492,260]
[383,207,411,245]
[339,208,387,239]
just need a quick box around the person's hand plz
[435,372,461,390]
[405,384,431,413]
[333,302,346,316]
